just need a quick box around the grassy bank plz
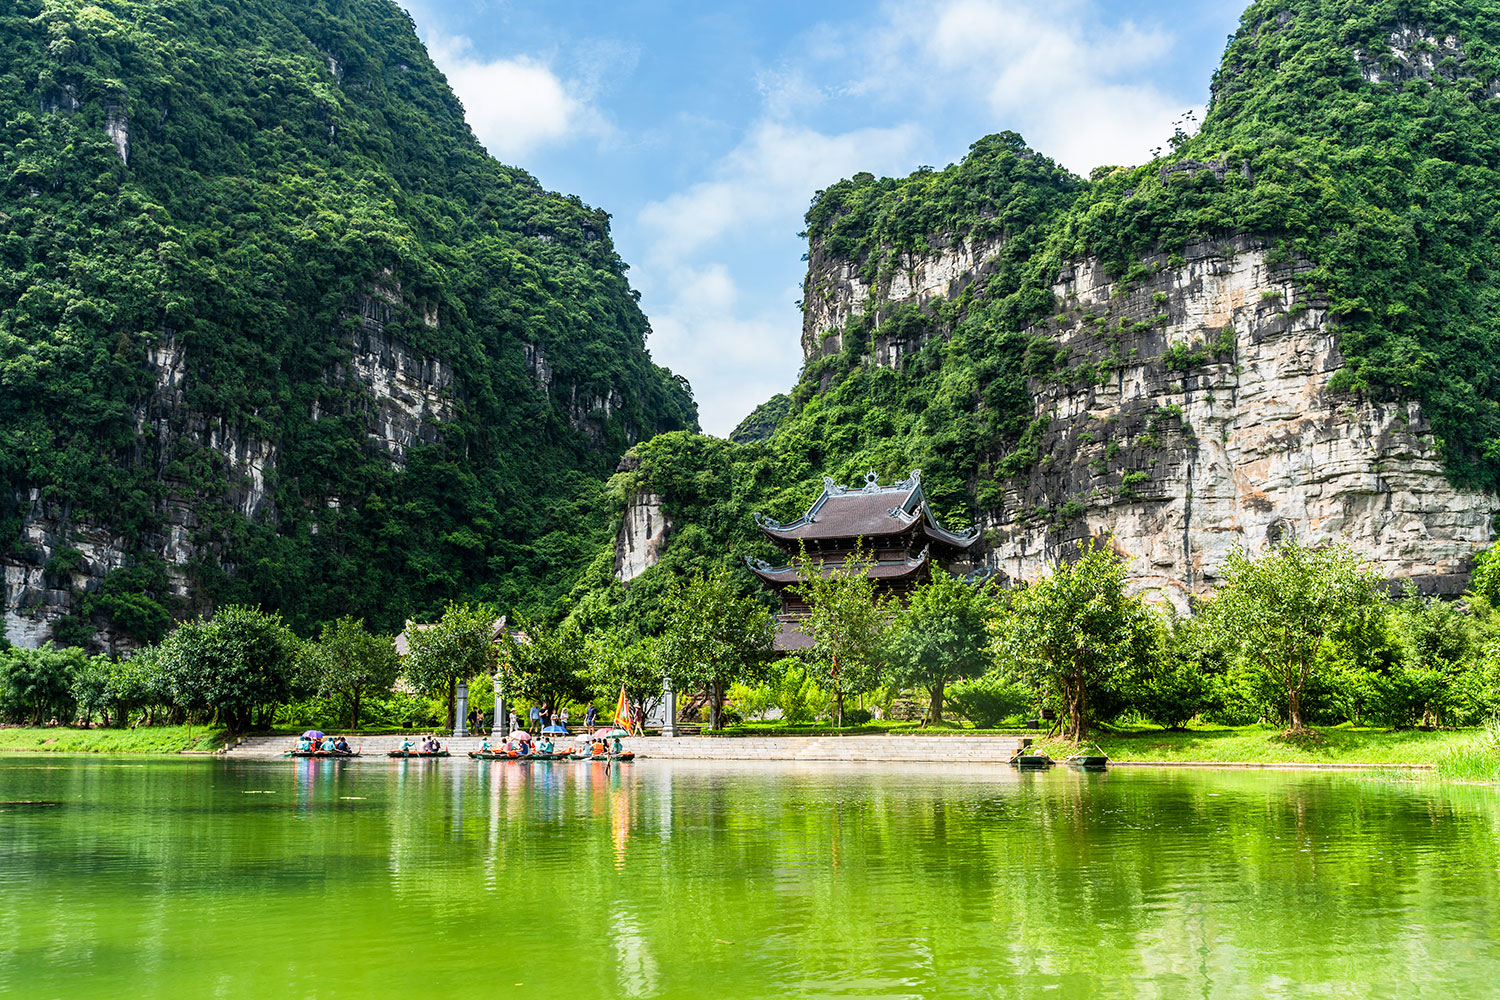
[1435,719,1500,781]
[0,726,228,754]
[1031,723,1473,765]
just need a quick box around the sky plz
[401,0,1250,436]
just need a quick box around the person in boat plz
[611,736,623,755]
[398,738,415,753]
[479,737,494,754]
[590,739,607,756]
[296,736,312,753]
[539,737,554,754]
[334,736,351,754]
[321,735,337,753]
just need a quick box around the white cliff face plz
[614,493,669,584]
[103,104,129,164]
[980,238,1496,607]
[802,234,1006,363]
[2,277,458,650]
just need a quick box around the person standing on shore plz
[585,703,597,728]
[560,706,570,731]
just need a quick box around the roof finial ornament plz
[863,470,879,491]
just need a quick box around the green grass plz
[717,720,1032,737]
[1436,718,1500,782]
[0,726,229,754]
[1030,723,1474,765]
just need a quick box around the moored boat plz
[1010,753,1054,769]
[283,750,361,758]
[1065,754,1108,770]
[387,750,450,758]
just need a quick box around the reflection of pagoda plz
[747,470,980,651]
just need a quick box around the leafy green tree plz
[69,654,118,726]
[403,603,500,732]
[0,644,84,725]
[1201,541,1384,734]
[157,606,299,732]
[109,648,174,727]
[585,632,663,732]
[945,674,1033,728]
[1134,610,1214,730]
[993,540,1157,742]
[508,617,589,719]
[302,617,399,729]
[1349,592,1476,728]
[659,568,775,730]
[796,546,889,727]
[881,572,995,725]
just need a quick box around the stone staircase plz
[225,733,1032,763]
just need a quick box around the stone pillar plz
[662,674,676,738]
[494,671,508,738]
[454,680,469,737]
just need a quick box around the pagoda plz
[747,470,980,651]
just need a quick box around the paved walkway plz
[225,733,1033,762]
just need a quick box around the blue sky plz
[401,0,1249,435]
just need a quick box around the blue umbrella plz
[542,725,567,734]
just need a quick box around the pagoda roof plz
[772,616,816,652]
[752,469,979,549]
[745,546,932,588]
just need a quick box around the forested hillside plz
[0,0,695,647]
[583,0,1500,624]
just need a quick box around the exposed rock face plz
[977,237,1496,606]
[1,279,456,650]
[614,492,669,583]
[801,233,1006,365]
[103,103,129,164]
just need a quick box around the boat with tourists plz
[388,736,449,758]
[284,731,360,758]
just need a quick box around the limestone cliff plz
[798,234,1495,605]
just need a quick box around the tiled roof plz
[746,546,931,587]
[753,469,979,550]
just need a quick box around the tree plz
[659,568,775,730]
[508,617,589,719]
[585,632,663,733]
[157,606,299,732]
[881,572,995,725]
[0,644,84,725]
[993,539,1157,742]
[403,602,500,731]
[69,654,117,726]
[1202,540,1383,733]
[303,617,399,729]
[795,545,888,727]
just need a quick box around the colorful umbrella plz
[597,728,628,739]
[302,730,325,739]
[542,725,568,734]
[509,731,532,743]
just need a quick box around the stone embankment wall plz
[226,733,1031,762]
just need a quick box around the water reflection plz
[0,759,1498,998]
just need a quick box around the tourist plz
[399,737,415,753]
[611,735,623,755]
[296,735,312,753]
[540,704,552,728]
[479,737,494,754]
[509,709,520,732]
[321,735,337,752]
[475,709,485,734]
[529,703,541,729]
[585,703,597,728]
[560,706,570,730]
[334,736,351,754]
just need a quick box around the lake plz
[0,757,1495,998]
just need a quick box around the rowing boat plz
[387,750,450,758]
[468,751,568,760]
[283,750,361,758]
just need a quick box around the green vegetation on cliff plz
[595,0,1500,624]
[0,0,694,644]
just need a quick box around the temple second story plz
[746,470,979,648]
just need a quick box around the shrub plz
[947,675,1033,727]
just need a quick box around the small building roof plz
[752,469,979,550]
[746,546,931,588]
[393,616,524,657]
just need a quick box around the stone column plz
[662,674,676,738]
[494,671,508,738]
[454,680,469,737]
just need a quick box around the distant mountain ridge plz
[578,0,1500,631]
[0,0,695,649]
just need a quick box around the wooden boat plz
[468,751,568,761]
[1065,755,1108,770]
[572,751,635,761]
[387,749,450,758]
[283,750,361,758]
[1010,753,1054,769]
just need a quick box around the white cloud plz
[639,120,922,265]
[423,30,592,161]
[848,0,1196,172]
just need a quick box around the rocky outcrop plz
[978,237,1496,606]
[801,233,1006,365]
[614,492,669,584]
[1,277,457,650]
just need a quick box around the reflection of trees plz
[4,760,1500,995]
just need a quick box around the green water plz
[0,758,1496,998]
